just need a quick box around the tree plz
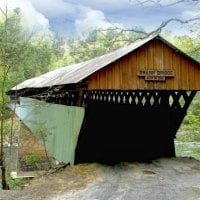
[67,29,146,63]
[174,35,200,61]
[0,7,31,190]
[0,5,68,189]
[22,35,55,78]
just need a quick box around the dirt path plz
[1,157,200,200]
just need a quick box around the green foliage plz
[0,12,25,66]
[67,29,145,63]
[35,123,52,143]
[0,12,66,90]
[22,154,42,166]
[192,148,200,160]
[8,177,28,190]
[174,35,200,62]
[35,124,53,168]
[0,9,29,189]
[178,93,200,142]
[183,112,200,131]
[22,36,54,78]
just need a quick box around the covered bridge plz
[8,34,200,164]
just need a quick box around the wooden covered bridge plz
[8,34,200,164]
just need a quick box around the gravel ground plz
[1,157,200,200]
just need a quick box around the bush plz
[8,177,28,190]
[22,154,41,166]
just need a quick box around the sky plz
[1,0,200,38]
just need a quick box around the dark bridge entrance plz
[75,90,196,164]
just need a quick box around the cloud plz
[0,0,50,34]
[75,9,123,32]
[67,0,132,12]
[27,0,124,33]
[182,10,200,19]
[28,0,76,18]
[1,0,123,36]
[1,0,198,37]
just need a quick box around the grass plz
[22,154,42,166]
[8,177,29,190]
[0,174,29,191]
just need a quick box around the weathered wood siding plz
[88,39,200,90]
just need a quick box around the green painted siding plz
[15,97,85,165]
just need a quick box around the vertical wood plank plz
[172,52,180,90]
[111,63,115,90]
[106,64,113,89]
[119,61,123,89]
[131,52,138,90]
[88,73,98,89]
[121,58,129,90]
[188,62,195,90]
[126,54,133,90]
[180,57,188,89]
[114,61,121,89]
[163,44,174,90]
[137,47,146,89]
[144,46,148,89]
[99,68,107,89]
[154,40,164,89]
[146,42,154,89]
[186,59,190,90]
[196,63,200,90]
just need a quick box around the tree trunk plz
[1,166,9,190]
[0,109,9,190]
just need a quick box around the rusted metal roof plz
[10,34,200,91]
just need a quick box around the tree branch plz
[130,0,200,7]
[97,17,200,41]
